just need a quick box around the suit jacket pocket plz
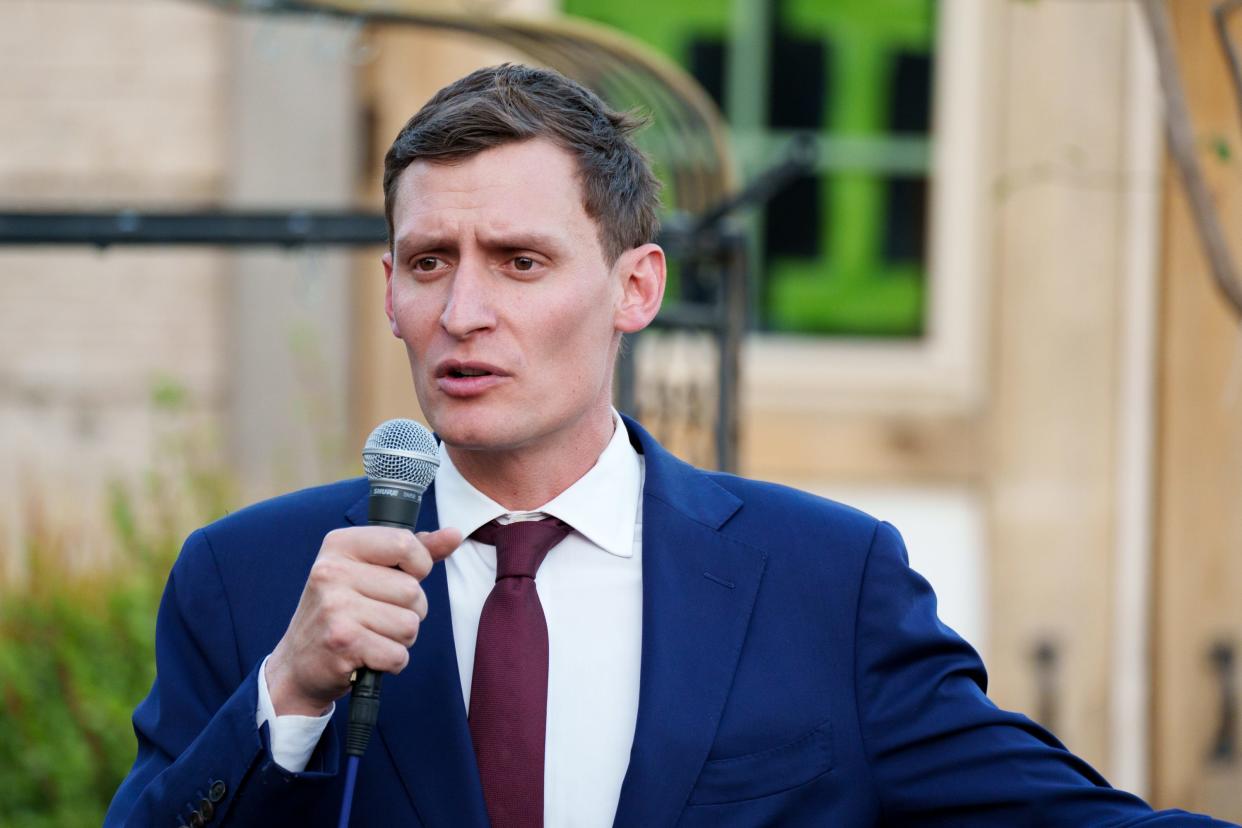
[687,719,834,806]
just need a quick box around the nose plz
[439,255,496,339]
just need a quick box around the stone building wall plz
[0,0,230,574]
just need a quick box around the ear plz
[613,243,667,334]
[382,249,401,338]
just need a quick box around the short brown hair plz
[382,63,661,263]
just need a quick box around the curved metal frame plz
[206,0,738,216]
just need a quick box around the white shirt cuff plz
[256,654,334,772]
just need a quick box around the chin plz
[427,410,509,451]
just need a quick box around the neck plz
[445,406,617,511]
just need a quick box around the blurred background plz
[2,0,1242,823]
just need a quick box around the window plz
[564,0,937,337]
[565,0,991,413]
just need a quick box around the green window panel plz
[564,0,936,337]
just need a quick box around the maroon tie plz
[469,517,572,828]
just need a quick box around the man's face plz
[383,138,634,457]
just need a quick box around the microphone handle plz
[345,493,424,758]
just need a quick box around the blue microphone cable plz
[338,668,383,827]
[338,754,361,828]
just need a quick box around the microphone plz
[345,418,439,760]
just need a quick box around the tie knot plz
[471,517,572,580]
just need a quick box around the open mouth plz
[437,361,505,382]
[436,362,504,397]
[448,367,492,379]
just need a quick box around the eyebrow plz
[394,230,569,258]
[475,230,569,255]
[393,233,455,257]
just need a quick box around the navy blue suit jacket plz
[107,418,1232,826]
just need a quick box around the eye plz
[513,256,536,272]
[413,256,441,272]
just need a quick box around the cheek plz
[542,293,610,344]
[392,291,438,345]
[539,299,616,376]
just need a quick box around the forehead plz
[390,139,593,244]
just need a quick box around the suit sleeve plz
[854,520,1236,827]
[104,529,342,827]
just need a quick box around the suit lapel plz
[613,420,768,827]
[344,420,767,828]
[345,484,489,828]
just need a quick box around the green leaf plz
[1214,135,1232,163]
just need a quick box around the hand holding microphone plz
[265,420,460,721]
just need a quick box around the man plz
[107,64,1233,827]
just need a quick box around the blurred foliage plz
[0,379,235,828]
[1212,135,1232,163]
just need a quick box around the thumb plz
[417,527,464,562]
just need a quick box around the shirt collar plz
[434,410,641,559]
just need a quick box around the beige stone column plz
[225,12,360,497]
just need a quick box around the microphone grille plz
[362,419,439,492]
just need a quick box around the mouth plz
[435,360,506,380]
[434,361,508,397]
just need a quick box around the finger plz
[354,625,414,675]
[323,526,411,564]
[321,526,459,578]
[418,527,464,563]
[321,614,411,676]
[352,567,428,619]
[382,528,460,580]
[355,595,423,648]
[327,526,431,574]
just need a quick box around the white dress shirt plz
[258,411,644,827]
